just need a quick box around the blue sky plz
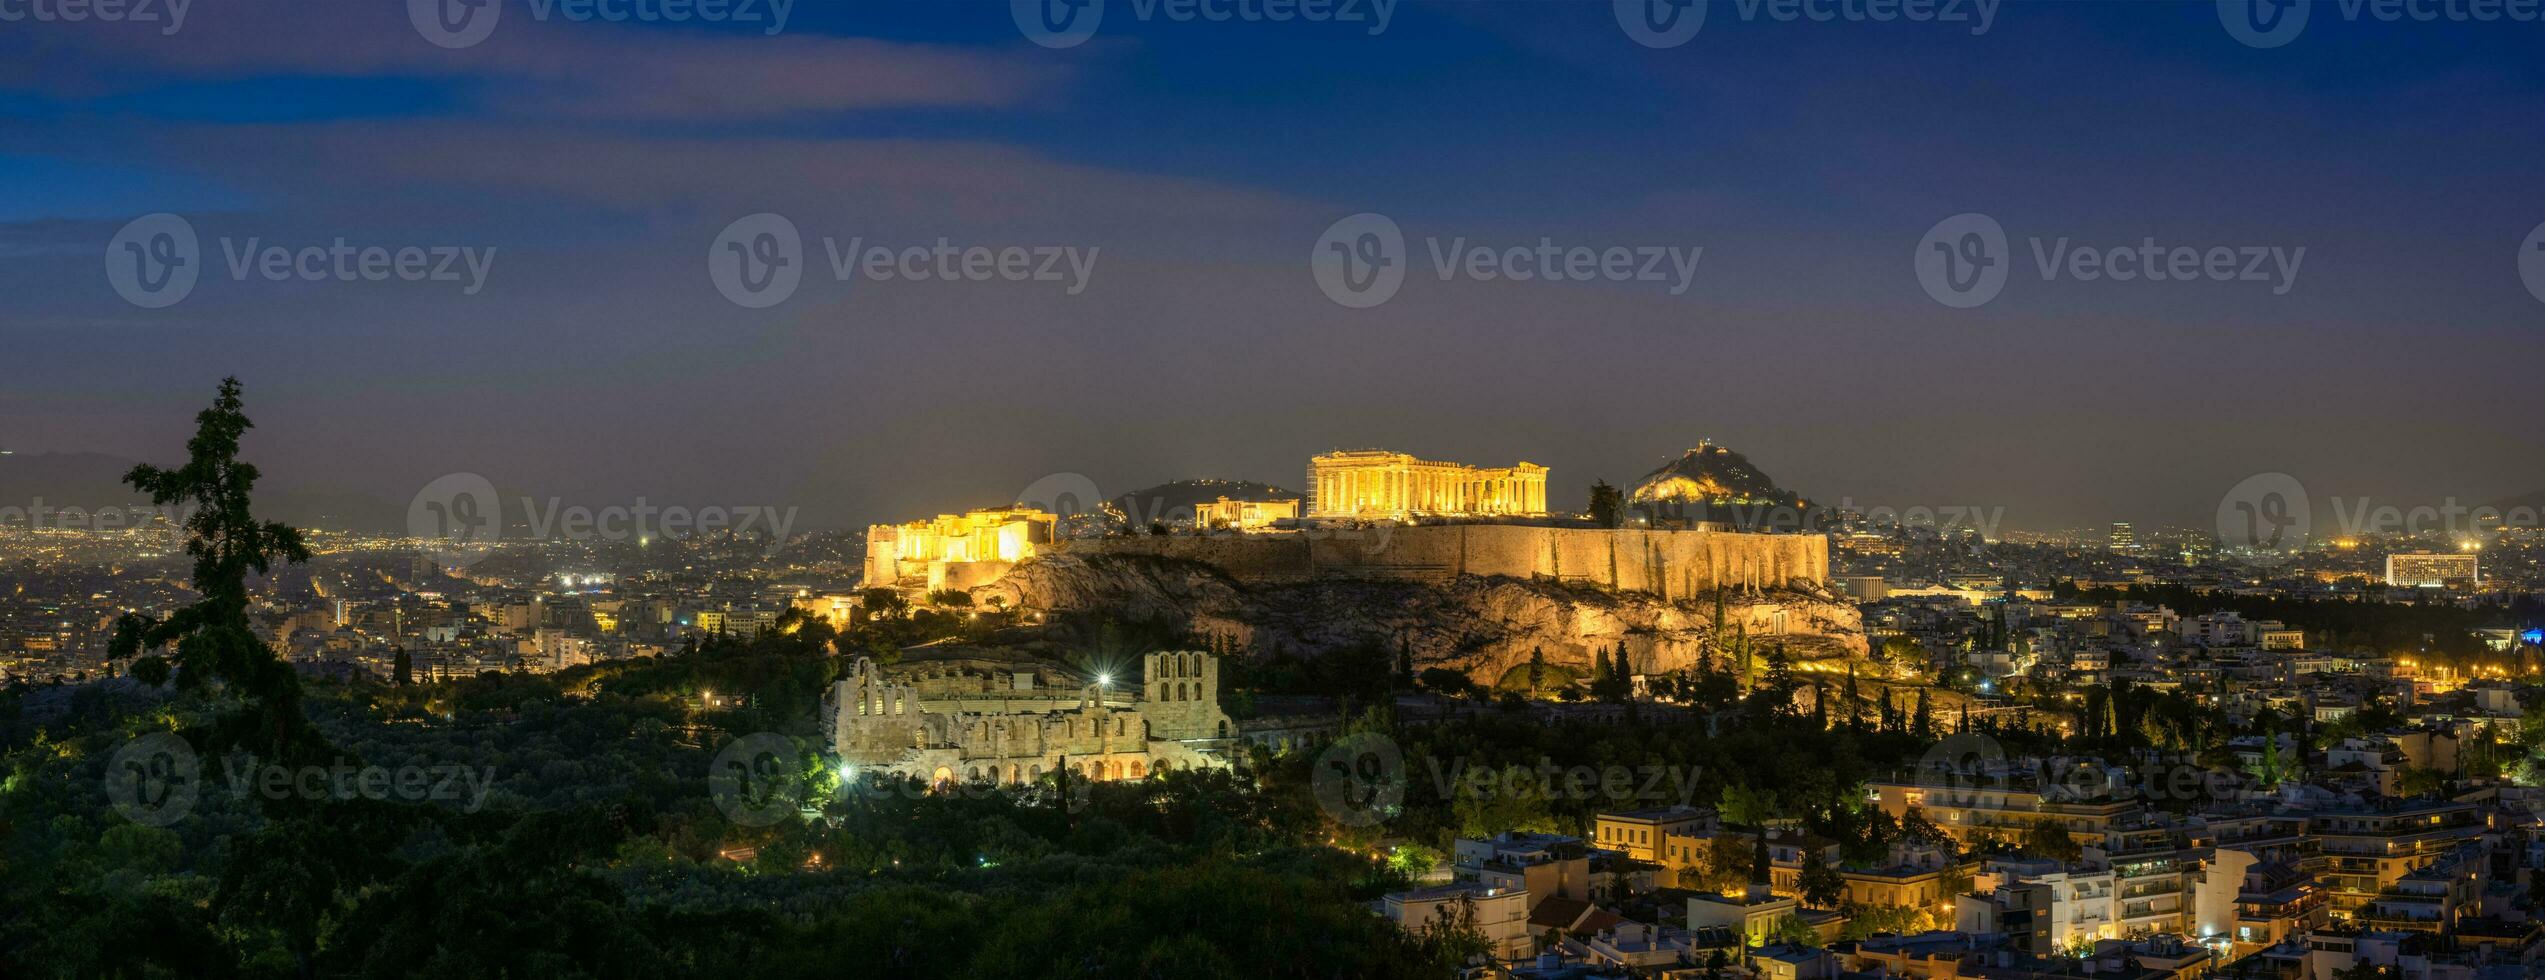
[2,0,2541,531]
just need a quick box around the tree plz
[1842,661,1863,732]
[1698,835,1752,893]
[1798,850,1845,907]
[2020,821,2081,863]
[2395,766,2448,799]
[1719,784,1779,829]
[859,587,908,621]
[1396,635,1414,688]
[129,655,172,686]
[1589,480,1624,528]
[393,647,413,687]
[1418,667,1474,699]
[1763,913,1816,947]
[1421,892,1491,967]
[107,378,318,757]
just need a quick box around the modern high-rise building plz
[2385,552,2478,588]
[2108,522,2135,552]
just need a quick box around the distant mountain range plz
[0,451,407,532]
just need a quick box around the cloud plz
[0,2,1072,119]
[59,120,1312,253]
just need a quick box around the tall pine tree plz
[108,378,319,758]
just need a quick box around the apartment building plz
[1593,804,1715,863]
[2309,801,2488,924]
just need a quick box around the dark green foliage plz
[1588,479,1624,529]
[106,378,317,759]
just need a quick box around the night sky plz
[3,1,2541,532]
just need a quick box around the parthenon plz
[1305,450,1548,520]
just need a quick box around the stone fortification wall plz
[1054,524,1825,597]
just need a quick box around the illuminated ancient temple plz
[1305,450,1548,520]
[1192,496,1301,530]
[863,506,1055,591]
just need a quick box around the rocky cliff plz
[974,552,1866,686]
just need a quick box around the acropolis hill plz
[860,446,1863,684]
